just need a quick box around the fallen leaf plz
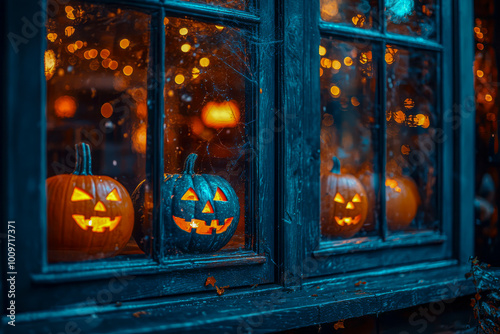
[132,311,149,318]
[354,281,366,286]
[334,320,345,330]
[311,294,318,297]
[205,276,216,287]
[216,285,229,296]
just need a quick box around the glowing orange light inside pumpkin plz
[71,187,93,201]
[214,188,227,201]
[334,193,345,204]
[181,188,199,201]
[106,188,122,201]
[202,201,214,213]
[54,95,77,118]
[215,25,224,30]
[94,201,106,212]
[120,39,130,49]
[201,101,240,129]
[352,194,361,202]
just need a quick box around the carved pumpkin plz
[386,175,420,230]
[46,143,134,262]
[321,157,368,238]
[133,153,240,253]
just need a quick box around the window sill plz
[13,262,481,334]
[32,250,266,284]
[314,230,446,257]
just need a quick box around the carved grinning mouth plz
[72,214,122,232]
[172,216,234,235]
[334,215,362,226]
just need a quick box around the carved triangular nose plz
[346,202,354,209]
[202,201,214,213]
[94,201,107,212]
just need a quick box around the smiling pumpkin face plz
[321,157,368,238]
[47,143,134,262]
[132,153,240,254]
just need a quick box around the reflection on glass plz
[386,0,437,39]
[320,0,379,30]
[184,0,246,10]
[45,2,151,262]
[320,38,378,240]
[162,17,248,253]
[386,45,438,232]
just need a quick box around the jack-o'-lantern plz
[321,157,368,238]
[132,153,240,253]
[386,176,420,230]
[46,143,134,262]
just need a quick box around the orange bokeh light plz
[54,96,77,118]
[201,101,240,129]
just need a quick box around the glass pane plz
[160,17,249,254]
[320,0,379,30]
[386,0,437,40]
[320,38,379,240]
[45,2,151,262]
[183,0,247,10]
[474,4,500,265]
[386,45,438,232]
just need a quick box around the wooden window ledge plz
[7,261,481,334]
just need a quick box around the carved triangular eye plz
[213,188,227,202]
[106,188,121,202]
[71,187,93,201]
[333,193,345,204]
[352,194,361,202]
[181,188,199,201]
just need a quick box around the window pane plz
[320,0,379,30]
[386,0,437,40]
[386,46,438,232]
[182,0,247,10]
[320,38,379,240]
[161,17,248,254]
[45,3,151,262]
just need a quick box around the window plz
[3,0,474,324]
[304,0,458,276]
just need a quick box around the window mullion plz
[150,9,165,262]
[379,40,388,241]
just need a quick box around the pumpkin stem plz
[73,142,93,175]
[182,153,198,175]
[331,156,341,174]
